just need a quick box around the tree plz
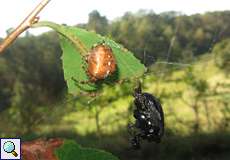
[87,10,108,35]
[213,39,230,75]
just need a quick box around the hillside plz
[0,10,229,160]
[29,53,228,160]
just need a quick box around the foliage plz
[33,21,146,93]
[51,53,229,160]
[0,57,13,112]
[0,33,67,135]
[0,10,230,160]
[55,140,119,160]
[213,39,230,74]
[87,10,109,35]
[92,11,230,65]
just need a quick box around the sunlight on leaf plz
[33,21,146,94]
[55,140,119,160]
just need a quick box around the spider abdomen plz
[87,44,116,82]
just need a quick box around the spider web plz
[49,14,225,115]
[141,19,223,79]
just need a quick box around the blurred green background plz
[0,10,230,160]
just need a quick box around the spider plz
[72,41,117,85]
[87,42,116,81]
[128,82,164,149]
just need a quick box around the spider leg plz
[80,54,97,83]
[79,54,88,74]
[71,77,92,85]
[82,55,88,63]
[81,63,87,71]
[101,40,106,45]
[81,55,88,72]
[71,77,99,92]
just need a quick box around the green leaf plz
[33,21,146,94]
[55,140,119,160]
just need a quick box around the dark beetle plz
[128,82,164,149]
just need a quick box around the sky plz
[0,0,230,37]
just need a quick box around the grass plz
[37,54,229,137]
[1,54,229,160]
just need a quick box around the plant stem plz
[32,21,89,55]
[0,0,51,53]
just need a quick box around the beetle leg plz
[128,123,135,135]
[128,123,142,149]
[131,133,141,149]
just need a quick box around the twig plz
[0,0,51,53]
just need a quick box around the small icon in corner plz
[3,141,18,157]
[1,138,21,160]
